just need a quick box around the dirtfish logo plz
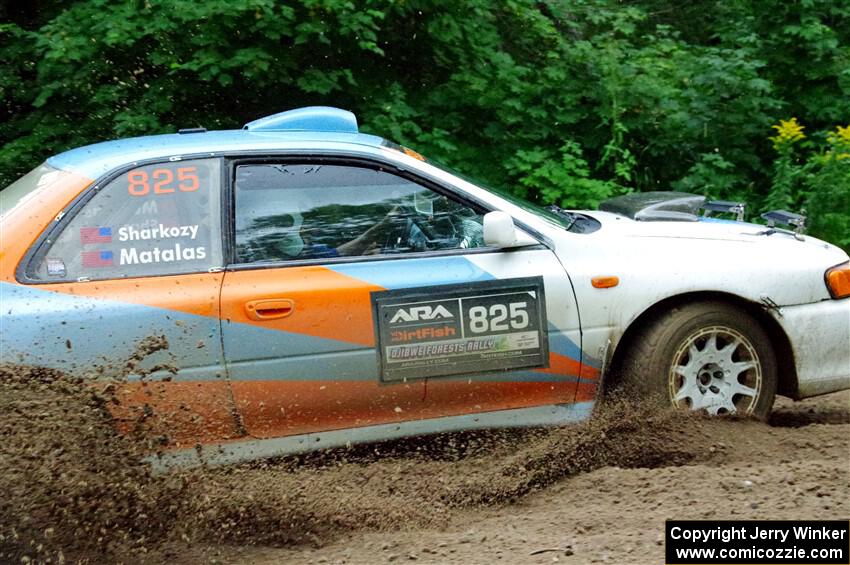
[390,304,454,324]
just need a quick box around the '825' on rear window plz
[127,167,200,196]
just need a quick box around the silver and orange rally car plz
[1,107,848,467]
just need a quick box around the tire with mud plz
[616,301,778,419]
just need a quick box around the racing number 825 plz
[127,167,200,196]
[467,302,529,333]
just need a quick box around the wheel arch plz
[603,291,799,398]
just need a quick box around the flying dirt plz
[0,360,847,564]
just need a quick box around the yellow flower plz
[770,117,806,148]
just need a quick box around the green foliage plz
[1,0,849,248]
[508,142,626,209]
[761,119,850,248]
[787,124,850,248]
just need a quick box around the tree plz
[2,0,848,247]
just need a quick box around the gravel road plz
[207,391,850,565]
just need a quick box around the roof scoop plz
[599,191,706,221]
[243,106,359,133]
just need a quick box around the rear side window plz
[27,159,223,281]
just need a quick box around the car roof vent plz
[243,106,359,133]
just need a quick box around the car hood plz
[588,209,807,240]
[582,210,848,262]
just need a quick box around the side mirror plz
[483,211,519,247]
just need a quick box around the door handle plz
[245,299,295,321]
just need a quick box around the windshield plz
[1,163,69,218]
[474,181,575,229]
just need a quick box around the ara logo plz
[390,304,454,324]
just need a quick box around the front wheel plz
[616,302,778,419]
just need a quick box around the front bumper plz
[772,299,850,398]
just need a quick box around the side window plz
[29,159,223,281]
[233,163,485,263]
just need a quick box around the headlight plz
[825,261,850,299]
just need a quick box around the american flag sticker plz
[80,226,112,244]
[82,250,114,268]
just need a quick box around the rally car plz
[1,106,848,468]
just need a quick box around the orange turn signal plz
[825,261,850,299]
[592,276,620,289]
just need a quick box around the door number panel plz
[371,277,549,382]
